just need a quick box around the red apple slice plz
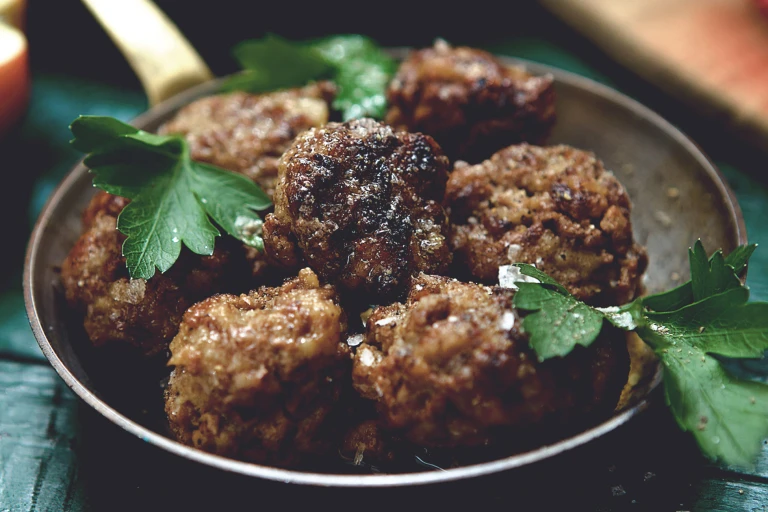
[0,21,29,136]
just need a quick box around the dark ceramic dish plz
[24,54,747,486]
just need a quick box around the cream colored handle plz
[81,0,213,106]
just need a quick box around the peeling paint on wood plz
[0,361,86,511]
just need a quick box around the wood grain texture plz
[692,479,768,511]
[542,0,768,151]
[0,361,85,511]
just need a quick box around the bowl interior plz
[24,58,746,486]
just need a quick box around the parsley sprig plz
[224,34,396,120]
[70,116,272,280]
[509,241,768,467]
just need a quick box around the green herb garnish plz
[510,240,768,467]
[511,266,604,360]
[224,34,396,120]
[70,116,272,280]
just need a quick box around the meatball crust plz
[60,191,253,356]
[386,40,555,163]
[164,268,351,465]
[159,82,335,198]
[352,274,629,448]
[447,144,647,306]
[340,419,397,466]
[264,118,452,298]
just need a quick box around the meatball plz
[340,419,397,467]
[164,268,351,465]
[159,82,335,198]
[447,144,647,306]
[386,40,555,163]
[352,274,629,448]
[60,191,253,356]
[263,118,452,298]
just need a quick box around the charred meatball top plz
[447,144,647,306]
[264,118,452,299]
[386,40,555,163]
[165,268,351,466]
[160,82,335,198]
[60,191,253,356]
[352,274,629,448]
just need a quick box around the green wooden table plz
[2,4,768,511]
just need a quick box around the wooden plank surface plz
[0,361,85,511]
[692,479,768,511]
[542,0,768,151]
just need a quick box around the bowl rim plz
[23,54,747,487]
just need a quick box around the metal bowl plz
[23,56,747,487]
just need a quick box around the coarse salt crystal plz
[359,347,376,366]
[498,265,540,290]
[506,243,522,262]
[347,334,364,347]
[499,311,516,330]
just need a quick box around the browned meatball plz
[263,118,452,299]
[386,40,555,163]
[352,274,629,448]
[159,82,335,198]
[340,419,397,466]
[60,192,253,356]
[447,144,647,306]
[164,268,351,466]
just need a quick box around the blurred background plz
[3,1,768,510]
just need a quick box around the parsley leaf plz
[312,35,397,120]
[70,115,271,280]
[724,244,758,274]
[690,241,742,301]
[659,351,768,468]
[511,264,604,361]
[638,290,768,467]
[504,243,768,467]
[643,240,757,312]
[642,288,768,358]
[225,34,396,120]
[225,34,333,94]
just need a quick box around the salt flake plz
[498,265,540,290]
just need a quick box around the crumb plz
[654,210,673,227]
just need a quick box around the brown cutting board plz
[541,0,768,150]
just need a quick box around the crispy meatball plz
[352,274,629,448]
[386,40,555,163]
[159,82,335,198]
[447,144,647,306]
[164,268,351,465]
[263,118,452,298]
[60,192,253,356]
